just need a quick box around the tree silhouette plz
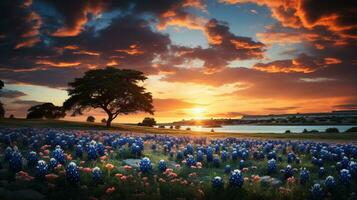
[0,80,5,118]
[27,103,66,119]
[63,67,154,127]
[139,117,157,127]
[86,116,95,123]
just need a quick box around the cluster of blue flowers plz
[139,157,152,173]
[66,162,80,184]
[229,169,244,187]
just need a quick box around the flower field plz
[0,127,356,200]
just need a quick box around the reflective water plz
[176,125,355,133]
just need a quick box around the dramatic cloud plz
[253,54,323,73]
[0,89,27,98]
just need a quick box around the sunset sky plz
[0,0,356,123]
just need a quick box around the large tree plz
[63,67,154,127]
[27,103,66,119]
[0,80,5,118]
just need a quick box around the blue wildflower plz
[52,146,65,164]
[186,155,196,167]
[212,176,224,188]
[224,164,232,174]
[299,168,310,184]
[324,176,336,191]
[339,169,351,185]
[9,151,23,172]
[92,167,103,184]
[66,162,80,184]
[158,159,167,172]
[27,151,38,168]
[49,158,58,171]
[267,159,277,173]
[35,160,48,179]
[229,169,244,187]
[310,183,323,199]
[87,145,97,161]
[139,157,152,173]
[213,157,220,168]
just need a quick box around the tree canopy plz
[27,103,66,119]
[63,67,154,127]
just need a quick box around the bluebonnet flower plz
[87,145,97,161]
[335,161,342,171]
[186,143,194,155]
[267,159,277,173]
[349,161,357,179]
[224,164,231,174]
[131,143,141,155]
[212,176,224,188]
[52,146,65,164]
[27,151,38,168]
[4,147,12,161]
[239,160,245,170]
[281,165,294,179]
[221,150,228,162]
[267,151,276,160]
[287,153,295,163]
[186,155,196,167]
[229,169,244,187]
[92,167,103,184]
[213,157,220,168]
[196,150,204,162]
[158,160,167,172]
[310,183,323,199]
[66,162,80,184]
[339,169,351,185]
[49,158,58,171]
[206,147,214,162]
[35,160,48,179]
[151,144,156,151]
[319,167,325,177]
[299,168,310,184]
[341,156,349,169]
[139,157,152,173]
[324,176,336,191]
[9,151,23,172]
[75,145,83,158]
[231,150,238,160]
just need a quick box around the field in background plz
[0,118,356,141]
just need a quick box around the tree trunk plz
[106,114,113,128]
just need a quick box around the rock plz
[123,159,141,167]
[5,189,45,200]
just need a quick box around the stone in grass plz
[260,176,281,187]
[123,159,141,167]
[6,189,45,200]
[123,159,177,168]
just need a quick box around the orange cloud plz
[73,50,100,56]
[15,11,42,49]
[52,2,104,37]
[324,57,342,65]
[36,60,81,67]
[220,0,357,40]
[115,44,144,55]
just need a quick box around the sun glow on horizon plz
[189,107,207,119]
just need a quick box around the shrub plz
[139,117,156,127]
[101,118,107,123]
[345,127,357,133]
[87,116,95,123]
[325,127,339,133]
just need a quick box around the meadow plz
[0,119,356,200]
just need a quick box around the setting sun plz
[190,107,207,119]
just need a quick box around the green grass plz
[0,118,356,140]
